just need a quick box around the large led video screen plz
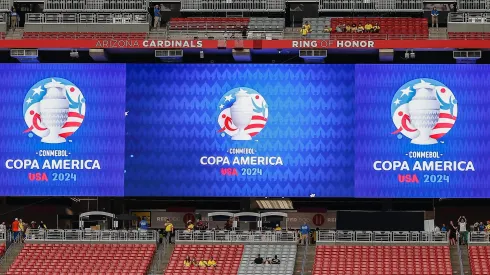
[355,64,489,198]
[125,64,355,197]
[0,64,126,196]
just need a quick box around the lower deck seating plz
[8,243,155,275]
[469,246,490,275]
[23,32,147,39]
[313,245,452,275]
[164,244,244,275]
[238,244,296,275]
[0,243,5,257]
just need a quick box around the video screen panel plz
[0,64,126,196]
[125,64,355,197]
[355,64,489,198]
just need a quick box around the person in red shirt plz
[12,218,19,242]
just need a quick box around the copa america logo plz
[217,87,268,140]
[23,78,86,144]
[391,78,457,145]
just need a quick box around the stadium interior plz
[0,0,490,274]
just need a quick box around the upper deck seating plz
[23,32,147,39]
[329,17,429,39]
[168,17,250,31]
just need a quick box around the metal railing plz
[448,12,490,23]
[44,0,148,12]
[300,239,308,275]
[25,229,158,242]
[319,0,423,12]
[317,230,449,243]
[181,0,285,12]
[26,13,148,24]
[0,229,5,241]
[467,231,490,243]
[176,230,298,243]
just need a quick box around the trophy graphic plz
[230,90,253,140]
[39,80,69,144]
[408,81,441,145]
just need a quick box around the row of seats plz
[313,246,452,275]
[0,243,5,257]
[8,244,155,275]
[164,244,244,275]
[169,17,250,30]
[23,32,146,39]
[470,246,490,275]
[330,17,428,35]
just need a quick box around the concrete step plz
[293,245,315,275]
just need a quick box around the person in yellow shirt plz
[323,26,332,33]
[198,259,208,267]
[300,26,308,38]
[207,257,217,267]
[345,24,351,33]
[187,220,194,231]
[275,224,282,231]
[183,256,191,267]
[364,22,373,33]
[305,21,311,33]
[164,219,174,244]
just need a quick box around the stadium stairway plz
[0,243,24,274]
[451,244,472,274]
[4,29,23,40]
[293,244,316,275]
[460,245,472,275]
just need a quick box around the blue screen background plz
[0,64,126,196]
[355,64,490,198]
[125,64,355,197]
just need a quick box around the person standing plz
[153,5,161,29]
[431,7,439,29]
[12,218,19,243]
[458,216,468,245]
[10,7,17,31]
[164,219,174,244]
[139,217,149,230]
[300,222,310,245]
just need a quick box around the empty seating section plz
[238,244,296,275]
[330,17,428,39]
[248,18,285,32]
[169,18,250,31]
[313,246,452,275]
[469,246,490,275]
[165,244,244,275]
[23,32,146,39]
[0,243,4,257]
[8,243,155,275]
[44,0,148,11]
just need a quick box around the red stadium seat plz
[22,32,147,40]
[313,245,452,275]
[164,244,243,275]
[330,17,429,40]
[468,246,490,275]
[8,243,155,275]
[168,17,250,31]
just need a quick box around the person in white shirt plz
[434,225,440,232]
[458,216,467,245]
[0,222,5,231]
